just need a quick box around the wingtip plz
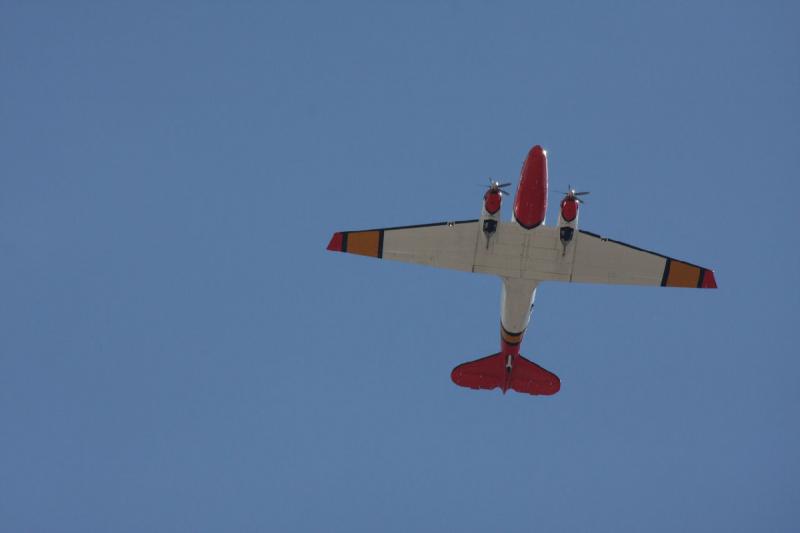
[700,269,718,289]
[326,232,344,252]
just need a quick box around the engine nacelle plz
[560,196,578,224]
[558,196,580,252]
[483,189,502,216]
[481,189,502,245]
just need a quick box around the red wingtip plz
[326,232,344,252]
[701,269,718,289]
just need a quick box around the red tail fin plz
[451,353,560,396]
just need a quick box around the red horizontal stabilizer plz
[451,353,560,396]
[511,355,560,395]
[451,352,507,391]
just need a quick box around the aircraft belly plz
[501,278,538,334]
[473,223,573,281]
[473,221,525,277]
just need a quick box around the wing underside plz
[327,219,480,272]
[327,221,716,288]
[570,230,717,288]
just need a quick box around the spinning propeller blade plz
[484,178,511,196]
[557,184,591,203]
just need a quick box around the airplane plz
[326,145,717,396]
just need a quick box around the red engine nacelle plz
[560,197,579,222]
[513,146,548,229]
[484,189,502,215]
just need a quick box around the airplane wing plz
[326,219,481,272]
[565,229,717,288]
[468,224,714,288]
[327,221,717,288]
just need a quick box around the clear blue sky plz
[2,2,798,531]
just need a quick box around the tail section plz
[451,353,560,396]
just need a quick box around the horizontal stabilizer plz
[451,353,560,396]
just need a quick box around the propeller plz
[485,178,512,196]
[558,184,591,203]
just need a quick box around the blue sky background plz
[2,2,798,531]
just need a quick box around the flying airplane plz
[326,145,717,396]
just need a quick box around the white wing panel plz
[522,227,572,281]
[570,231,667,285]
[473,221,526,278]
[382,221,480,272]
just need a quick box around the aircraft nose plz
[527,145,546,161]
[513,145,548,229]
